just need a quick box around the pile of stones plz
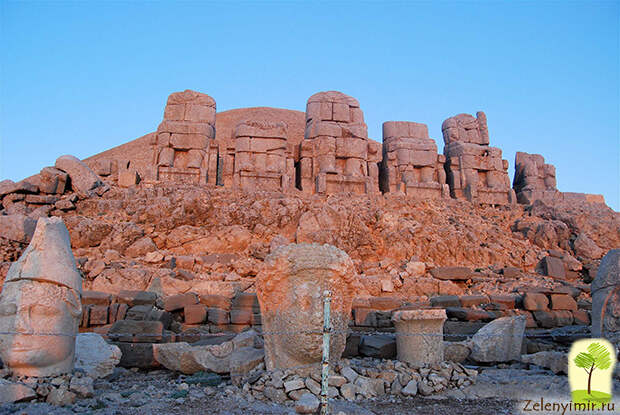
[0,370,95,406]
[242,358,477,404]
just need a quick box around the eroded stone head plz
[256,243,356,370]
[0,217,82,377]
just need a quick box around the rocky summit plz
[0,89,619,413]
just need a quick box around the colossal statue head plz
[0,217,82,377]
[256,243,356,370]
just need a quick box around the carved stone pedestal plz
[392,309,447,365]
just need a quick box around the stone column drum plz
[392,309,447,365]
[256,243,357,370]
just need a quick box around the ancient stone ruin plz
[75,89,607,207]
[442,112,516,205]
[513,152,559,204]
[0,217,82,377]
[299,91,381,195]
[150,90,218,185]
[256,243,356,370]
[0,88,618,412]
[380,121,449,198]
[232,120,295,192]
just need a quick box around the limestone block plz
[235,120,287,139]
[167,89,216,108]
[185,104,216,124]
[306,121,342,138]
[164,103,185,121]
[37,167,68,194]
[0,217,82,377]
[411,150,437,167]
[170,133,209,150]
[0,380,36,404]
[158,121,215,138]
[153,341,233,374]
[320,101,333,120]
[55,155,104,197]
[392,309,447,365]
[470,316,525,362]
[332,102,350,122]
[187,149,204,169]
[337,137,367,159]
[74,333,121,378]
[0,214,37,243]
[256,243,356,370]
[157,148,175,167]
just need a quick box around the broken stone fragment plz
[55,154,105,197]
[74,333,122,378]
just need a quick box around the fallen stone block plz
[75,333,122,378]
[55,154,104,197]
[521,351,567,374]
[359,334,396,359]
[113,342,159,369]
[541,256,565,278]
[153,340,233,374]
[470,316,525,363]
[430,266,473,280]
[108,320,164,343]
[0,214,36,243]
[184,304,207,324]
[164,292,199,311]
[522,292,549,311]
[81,290,111,306]
[0,380,36,404]
[117,290,157,306]
[430,295,460,308]
[550,294,577,311]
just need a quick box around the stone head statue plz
[256,243,356,370]
[0,217,82,377]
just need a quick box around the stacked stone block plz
[151,90,218,184]
[513,152,560,204]
[232,120,295,192]
[442,111,516,205]
[299,91,381,195]
[380,121,449,198]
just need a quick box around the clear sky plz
[1,1,618,210]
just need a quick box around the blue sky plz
[1,1,618,209]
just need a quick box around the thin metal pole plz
[320,290,331,415]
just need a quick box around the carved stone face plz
[268,269,349,363]
[0,280,81,377]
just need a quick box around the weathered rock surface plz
[470,316,525,363]
[74,333,122,378]
[256,243,356,370]
[592,249,620,347]
[0,214,36,243]
[521,351,567,374]
[55,155,105,197]
[0,217,82,377]
[0,380,36,404]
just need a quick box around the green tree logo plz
[573,342,613,403]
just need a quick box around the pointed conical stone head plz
[0,217,82,377]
